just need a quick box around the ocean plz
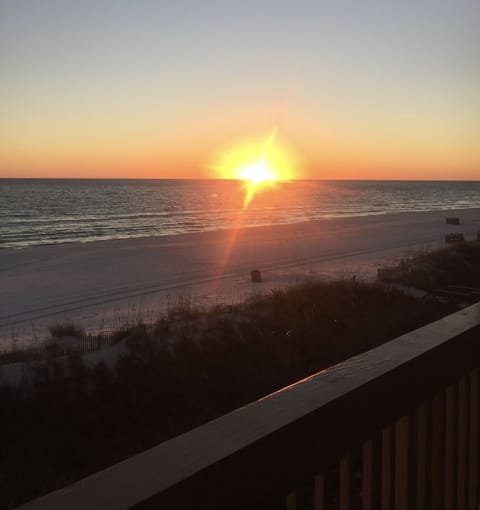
[1,179,479,249]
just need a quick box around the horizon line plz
[1,177,480,183]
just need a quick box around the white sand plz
[1,208,479,347]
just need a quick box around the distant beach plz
[1,206,479,345]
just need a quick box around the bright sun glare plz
[211,128,301,207]
[238,159,276,184]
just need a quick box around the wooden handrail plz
[16,303,480,509]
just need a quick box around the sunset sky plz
[1,0,479,180]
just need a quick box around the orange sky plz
[1,1,479,180]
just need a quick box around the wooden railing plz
[16,303,480,509]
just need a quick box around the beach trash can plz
[446,217,460,225]
[251,269,262,283]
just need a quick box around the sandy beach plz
[1,207,479,345]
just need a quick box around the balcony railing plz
[16,303,480,509]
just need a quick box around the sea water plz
[1,179,479,248]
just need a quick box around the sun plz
[238,157,279,207]
[238,158,277,184]
[210,128,302,207]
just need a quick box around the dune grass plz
[384,240,480,290]
[48,322,85,338]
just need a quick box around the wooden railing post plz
[468,369,479,510]
[286,492,296,510]
[394,416,408,510]
[362,440,373,510]
[339,455,350,510]
[314,473,325,510]
[445,384,456,510]
[381,426,392,510]
[457,376,467,510]
[416,404,427,510]
[431,393,444,510]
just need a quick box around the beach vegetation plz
[48,322,85,338]
[383,240,480,291]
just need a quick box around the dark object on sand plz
[445,233,464,243]
[251,269,262,283]
[477,231,480,241]
[446,217,460,225]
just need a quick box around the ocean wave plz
[2,179,479,248]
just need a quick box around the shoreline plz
[1,207,479,344]
[3,206,479,254]
[3,204,480,251]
